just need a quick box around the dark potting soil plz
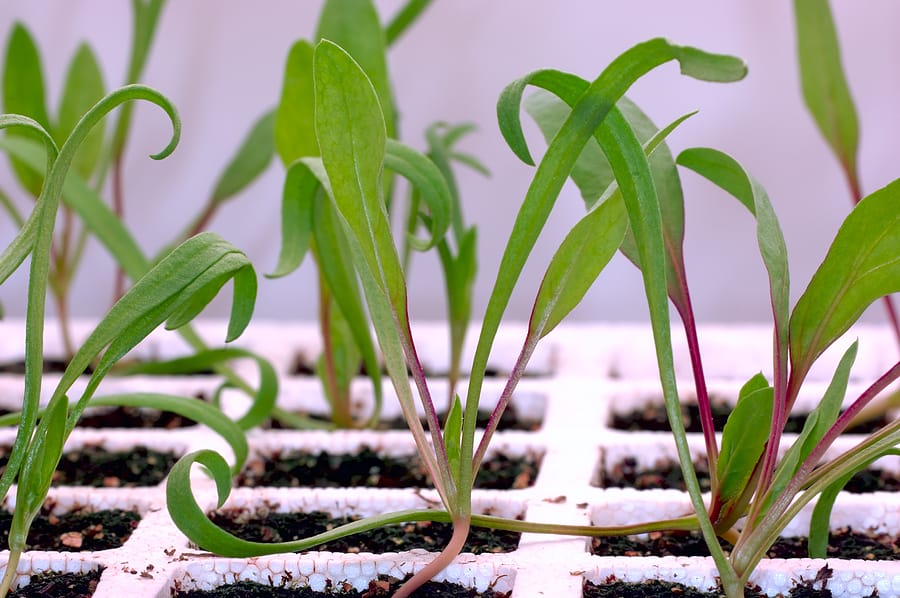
[76,401,202,429]
[0,508,140,551]
[610,399,890,435]
[207,509,520,554]
[236,448,540,490]
[0,358,89,375]
[595,456,712,492]
[591,527,900,560]
[0,445,180,487]
[174,576,510,597]
[267,404,541,432]
[8,568,103,598]
[583,579,765,598]
[599,457,899,494]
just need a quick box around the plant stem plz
[0,550,19,598]
[393,516,469,598]
[111,155,126,303]
[318,278,353,428]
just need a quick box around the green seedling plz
[0,85,261,598]
[518,24,898,598]
[165,37,746,597]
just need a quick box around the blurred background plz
[0,1,897,325]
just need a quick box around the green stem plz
[0,550,20,598]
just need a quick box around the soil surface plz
[0,507,140,551]
[19,445,178,487]
[591,528,900,560]
[76,402,201,429]
[175,576,510,597]
[610,399,890,435]
[268,405,541,432]
[598,457,898,494]
[207,509,520,554]
[236,448,540,490]
[8,568,103,597]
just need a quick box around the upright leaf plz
[3,23,51,196]
[316,0,395,139]
[530,195,627,339]
[794,0,859,187]
[57,43,106,179]
[790,180,900,380]
[275,40,317,164]
[716,374,774,504]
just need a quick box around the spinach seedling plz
[521,51,900,598]
[165,37,745,597]
[0,85,261,598]
[268,0,485,427]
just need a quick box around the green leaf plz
[444,394,463,483]
[275,40,317,164]
[311,190,384,426]
[3,23,51,195]
[123,347,275,431]
[91,392,249,473]
[210,109,275,204]
[57,42,106,179]
[314,41,400,309]
[385,0,434,46]
[530,195,627,339]
[14,393,67,526]
[716,374,774,503]
[384,138,452,251]
[316,0,395,138]
[764,342,857,515]
[794,0,859,182]
[790,179,900,380]
[267,158,318,278]
[677,147,790,386]
[314,40,450,501]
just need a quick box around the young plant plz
[165,37,745,597]
[794,0,900,423]
[518,44,900,598]
[0,2,278,363]
[0,85,261,598]
[268,0,485,427]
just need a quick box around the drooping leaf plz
[530,195,627,339]
[384,138,452,251]
[677,147,790,388]
[123,347,275,431]
[267,158,318,278]
[794,0,859,186]
[275,40,317,164]
[2,23,51,195]
[210,109,275,204]
[790,179,900,380]
[57,43,106,179]
[716,374,774,503]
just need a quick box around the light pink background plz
[1,1,898,325]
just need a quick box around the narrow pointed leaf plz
[794,0,859,180]
[677,147,790,385]
[716,374,774,503]
[210,109,275,204]
[275,40,317,164]
[530,195,627,339]
[444,394,463,483]
[57,43,106,179]
[3,23,51,195]
[790,180,900,378]
[268,159,318,278]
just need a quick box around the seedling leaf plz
[210,109,276,204]
[57,42,106,179]
[716,374,774,503]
